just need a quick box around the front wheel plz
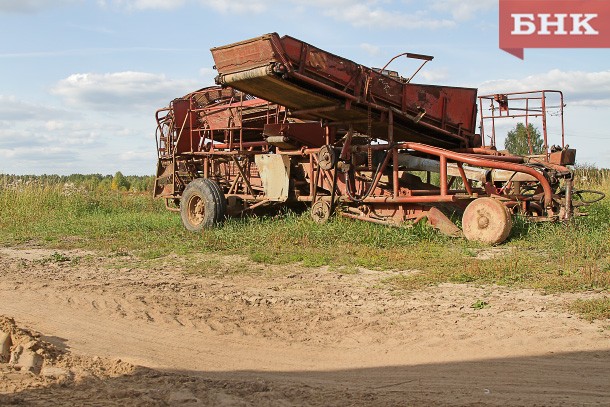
[462,197,512,245]
[180,179,226,232]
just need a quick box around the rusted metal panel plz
[550,149,576,165]
[172,98,192,128]
[280,35,365,92]
[404,84,478,134]
[263,122,326,148]
[172,98,201,153]
[211,34,279,75]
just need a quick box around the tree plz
[111,171,131,191]
[504,123,545,156]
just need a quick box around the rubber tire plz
[180,179,226,232]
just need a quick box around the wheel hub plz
[188,197,205,225]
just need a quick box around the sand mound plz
[0,315,134,395]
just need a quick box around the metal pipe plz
[340,211,392,226]
[559,91,565,148]
[309,153,315,198]
[478,89,563,98]
[360,195,457,203]
[564,177,573,220]
[240,199,271,213]
[457,163,473,196]
[455,153,525,164]
[164,199,180,212]
[398,142,554,212]
[289,105,341,116]
[439,155,448,196]
[208,141,269,150]
[541,90,548,157]
[478,96,485,147]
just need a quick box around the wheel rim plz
[187,195,205,226]
[311,200,331,223]
[462,198,512,244]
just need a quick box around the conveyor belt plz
[212,33,480,149]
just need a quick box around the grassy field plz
[1,170,609,320]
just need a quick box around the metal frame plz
[154,86,574,226]
[478,90,565,157]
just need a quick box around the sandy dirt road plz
[0,245,609,406]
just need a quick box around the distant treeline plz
[0,172,155,193]
[1,164,608,194]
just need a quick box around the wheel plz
[180,179,226,232]
[318,145,337,170]
[462,197,512,245]
[311,200,331,223]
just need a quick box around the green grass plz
[570,298,610,322]
[471,300,489,310]
[1,176,609,317]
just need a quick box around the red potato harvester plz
[153,33,604,244]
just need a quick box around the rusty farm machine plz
[153,33,594,245]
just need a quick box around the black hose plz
[345,148,392,203]
[573,189,606,205]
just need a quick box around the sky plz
[1,0,609,175]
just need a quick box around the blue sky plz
[1,0,609,175]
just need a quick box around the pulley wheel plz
[462,197,512,245]
[318,145,337,170]
[311,200,332,224]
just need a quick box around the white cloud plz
[479,69,610,107]
[360,43,381,57]
[0,146,70,159]
[0,47,196,60]
[0,117,155,174]
[45,121,65,131]
[135,0,186,9]
[418,68,449,82]
[99,0,266,12]
[0,92,160,175]
[200,0,266,14]
[429,0,496,21]
[324,4,454,29]
[288,0,492,29]
[0,95,72,121]
[0,0,78,13]
[119,150,154,161]
[199,67,217,84]
[0,122,104,150]
[66,23,116,35]
[51,71,199,111]
[97,0,186,10]
[98,0,460,28]
[0,144,86,175]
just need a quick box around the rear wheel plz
[180,179,226,232]
[462,197,512,245]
